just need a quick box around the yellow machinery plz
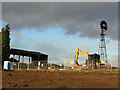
[74,48,103,68]
[74,48,89,67]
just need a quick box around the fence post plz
[29,56,30,69]
[31,57,32,69]
[18,55,20,70]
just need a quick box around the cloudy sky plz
[2,2,118,66]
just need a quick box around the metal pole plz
[22,56,24,63]
[31,57,32,69]
[29,56,30,69]
[22,56,24,70]
[18,63,19,70]
[18,55,20,70]
[13,54,15,70]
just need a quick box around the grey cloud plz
[2,2,118,40]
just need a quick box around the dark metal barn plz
[10,48,48,69]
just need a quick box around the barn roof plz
[10,48,48,57]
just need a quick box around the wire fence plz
[7,59,112,70]
[11,60,64,70]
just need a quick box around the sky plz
[1,2,118,67]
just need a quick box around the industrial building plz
[9,48,48,70]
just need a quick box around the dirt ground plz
[2,70,118,88]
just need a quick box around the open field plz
[2,69,119,88]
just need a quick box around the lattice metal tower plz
[98,20,108,65]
